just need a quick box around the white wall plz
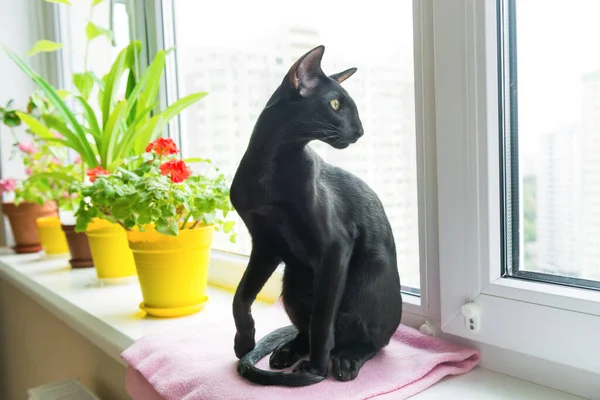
[0,279,129,399]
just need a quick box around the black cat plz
[230,45,403,386]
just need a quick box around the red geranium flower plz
[87,166,109,182]
[146,138,179,156]
[159,160,191,183]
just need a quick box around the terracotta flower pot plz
[2,202,58,253]
[61,224,94,268]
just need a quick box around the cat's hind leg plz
[273,260,313,369]
[269,332,309,369]
[330,343,377,382]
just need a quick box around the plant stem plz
[191,219,201,229]
[99,205,129,230]
[83,4,95,72]
[9,128,19,145]
[181,212,192,230]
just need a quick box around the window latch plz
[461,303,481,333]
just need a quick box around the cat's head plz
[265,45,364,149]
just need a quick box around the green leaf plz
[125,70,137,125]
[173,191,186,203]
[104,186,115,199]
[111,197,131,219]
[151,208,162,219]
[101,46,127,128]
[124,50,165,121]
[2,112,21,127]
[164,204,177,217]
[125,40,142,69]
[15,112,53,139]
[3,46,97,167]
[92,0,104,6]
[88,71,105,89]
[126,115,165,157]
[158,92,208,126]
[138,213,152,225]
[73,72,94,101]
[223,221,235,233]
[130,102,155,129]
[101,100,128,168]
[156,220,178,236]
[75,216,92,233]
[26,40,62,56]
[183,158,209,164]
[85,22,113,42]
[27,171,78,183]
[142,50,166,109]
[74,96,101,143]
[41,114,80,148]
[56,89,71,99]
[124,215,137,229]
[229,234,237,244]
[130,92,206,154]
[44,0,71,5]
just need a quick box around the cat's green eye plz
[330,98,340,111]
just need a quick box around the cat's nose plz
[355,128,364,138]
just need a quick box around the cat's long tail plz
[237,325,326,387]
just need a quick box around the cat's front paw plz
[234,331,255,359]
[292,360,327,377]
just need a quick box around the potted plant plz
[4,0,207,275]
[0,95,78,255]
[72,138,235,317]
[0,178,57,254]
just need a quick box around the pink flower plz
[17,142,38,154]
[53,131,63,139]
[0,178,18,193]
[74,155,82,164]
[62,192,70,199]
[25,168,33,176]
[51,157,61,165]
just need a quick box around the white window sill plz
[0,251,584,400]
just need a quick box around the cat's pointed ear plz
[330,67,357,84]
[285,45,326,97]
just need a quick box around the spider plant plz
[3,40,206,172]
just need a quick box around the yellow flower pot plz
[86,219,137,280]
[36,216,69,255]
[127,225,214,318]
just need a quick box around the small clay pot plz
[2,202,58,253]
[61,224,94,268]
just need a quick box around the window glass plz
[508,0,600,286]
[173,0,421,290]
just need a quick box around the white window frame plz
[434,0,600,376]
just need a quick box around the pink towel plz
[121,304,480,400]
